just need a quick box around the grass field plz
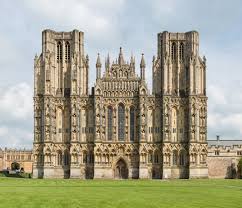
[0,178,242,208]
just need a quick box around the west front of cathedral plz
[33,30,208,179]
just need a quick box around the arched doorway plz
[11,162,20,171]
[114,159,128,179]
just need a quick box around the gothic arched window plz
[83,151,87,163]
[148,152,153,163]
[118,103,125,141]
[154,151,159,163]
[64,150,70,166]
[179,42,184,61]
[57,151,62,165]
[65,41,70,61]
[173,150,178,165]
[107,106,113,141]
[171,42,176,61]
[130,106,135,141]
[57,41,62,61]
[179,150,186,166]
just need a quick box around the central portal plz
[114,159,128,179]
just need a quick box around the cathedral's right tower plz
[153,31,208,178]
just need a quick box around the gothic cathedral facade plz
[33,30,208,179]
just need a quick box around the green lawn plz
[0,178,241,208]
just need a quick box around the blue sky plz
[0,0,242,148]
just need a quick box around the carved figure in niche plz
[46,131,50,141]
[165,115,169,125]
[142,114,145,123]
[46,105,50,115]
[165,131,169,140]
[191,131,195,141]
[46,116,50,125]
[45,50,52,65]
[46,82,50,94]
[72,104,77,114]
[96,129,100,138]
[96,114,100,123]
[164,51,168,62]
[192,115,195,125]
[141,129,145,139]
[72,115,77,126]
[72,133,76,141]
[72,82,77,94]
[35,134,40,142]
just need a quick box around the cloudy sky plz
[0,0,242,148]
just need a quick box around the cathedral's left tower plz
[33,30,89,178]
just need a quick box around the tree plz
[238,157,242,179]
[11,162,20,171]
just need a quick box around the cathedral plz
[33,29,208,179]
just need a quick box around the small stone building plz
[0,148,33,173]
[207,137,242,178]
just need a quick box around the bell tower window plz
[57,41,62,62]
[179,42,184,61]
[171,42,176,61]
[65,41,70,62]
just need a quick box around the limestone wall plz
[0,157,3,171]
[207,157,238,179]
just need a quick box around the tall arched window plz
[179,42,184,61]
[118,103,125,141]
[148,151,153,163]
[179,150,186,166]
[171,108,178,142]
[173,150,178,165]
[171,42,176,61]
[154,151,159,163]
[107,106,113,141]
[57,151,62,165]
[56,108,63,142]
[57,41,62,61]
[83,151,87,163]
[65,41,70,61]
[130,106,135,141]
[178,108,184,142]
[64,150,70,166]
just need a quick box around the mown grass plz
[0,178,241,208]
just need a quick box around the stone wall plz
[0,156,3,171]
[207,157,238,179]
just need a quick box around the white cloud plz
[0,83,32,120]
[207,81,242,140]
[0,125,33,149]
[0,83,33,148]
[22,0,125,41]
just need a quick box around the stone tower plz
[33,29,90,178]
[153,31,208,178]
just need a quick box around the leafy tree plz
[238,158,242,179]
[11,162,20,171]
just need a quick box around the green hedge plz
[0,171,32,178]
[238,157,242,179]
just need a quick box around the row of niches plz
[103,68,137,79]
[35,150,206,167]
[101,91,139,97]
[101,80,140,91]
